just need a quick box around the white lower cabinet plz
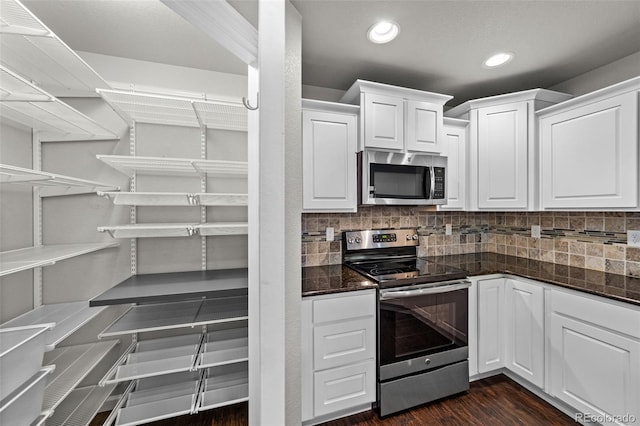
[505,278,544,388]
[472,274,640,424]
[302,290,376,424]
[548,289,640,424]
[477,277,506,373]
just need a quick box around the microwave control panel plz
[433,167,445,199]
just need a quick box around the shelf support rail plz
[98,339,137,387]
[200,127,207,270]
[101,380,136,426]
[193,369,208,414]
[32,131,43,307]
[129,122,137,275]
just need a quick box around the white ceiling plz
[21,0,640,105]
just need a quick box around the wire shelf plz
[97,88,247,131]
[0,301,108,351]
[0,67,116,141]
[96,155,248,177]
[42,340,119,411]
[0,0,110,97]
[0,242,119,278]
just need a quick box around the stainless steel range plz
[343,228,471,417]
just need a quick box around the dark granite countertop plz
[302,264,377,296]
[302,253,640,306]
[427,253,640,306]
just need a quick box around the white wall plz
[79,51,247,99]
[550,51,640,95]
[302,84,346,102]
[0,121,34,322]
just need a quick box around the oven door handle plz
[379,280,471,300]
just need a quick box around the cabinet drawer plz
[314,318,375,370]
[550,289,640,338]
[312,291,375,324]
[313,360,375,417]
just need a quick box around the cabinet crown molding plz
[536,76,640,117]
[340,79,453,105]
[302,98,360,114]
[445,88,572,118]
[443,117,470,128]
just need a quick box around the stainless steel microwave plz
[358,150,447,205]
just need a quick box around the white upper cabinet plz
[439,117,468,210]
[538,77,640,210]
[446,89,572,211]
[302,99,358,213]
[362,93,404,150]
[341,80,452,153]
[405,99,442,152]
[477,102,529,209]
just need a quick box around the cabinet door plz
[313,317,375,371]
[477,102,528,209]
[477,278,505,373]
[549,313,640,422]
[440,123,467,210]
[406,100,442,153]
[313,360,376,417]
[468,277,478,377]
[363,93,404,150]
[540,91,638,209]
[302,110,357,212]
[505,279,544,388]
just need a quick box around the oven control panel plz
[343,229,419,251]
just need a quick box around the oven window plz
[379,288,468,365]
[370,163,429,199]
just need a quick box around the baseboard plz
[302,403,373,426]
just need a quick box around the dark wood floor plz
[91,374,575,425]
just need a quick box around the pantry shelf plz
[97,88,247,131]
[97,222,248,239]
[0,242,119,278]
[0,0,110,97]
[0,366,54,426]
[0,66,117,141]
[96,155,248,177]
[103,334,202,385]
[99,296,248,338]
[46,384,117,426]
[97,191,248,206]
[199,327,248,369]
[90,268,248,307]
[0,324,52,401]
[199,363,248,411]
[114,372,201,426]
[0,301,108,351]
[1,164,119,196]
[42,340,120,412]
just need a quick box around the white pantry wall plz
[0,121,34,322]
[78,51,247,99]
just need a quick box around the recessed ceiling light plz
[483,52,514,68]
[367,20,400,44]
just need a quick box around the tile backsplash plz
[301,208,640,278]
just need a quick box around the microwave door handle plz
[429,166,435,199]
[423,168,431,199]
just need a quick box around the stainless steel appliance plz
[358,150,447,206]
[343,228,470,417]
